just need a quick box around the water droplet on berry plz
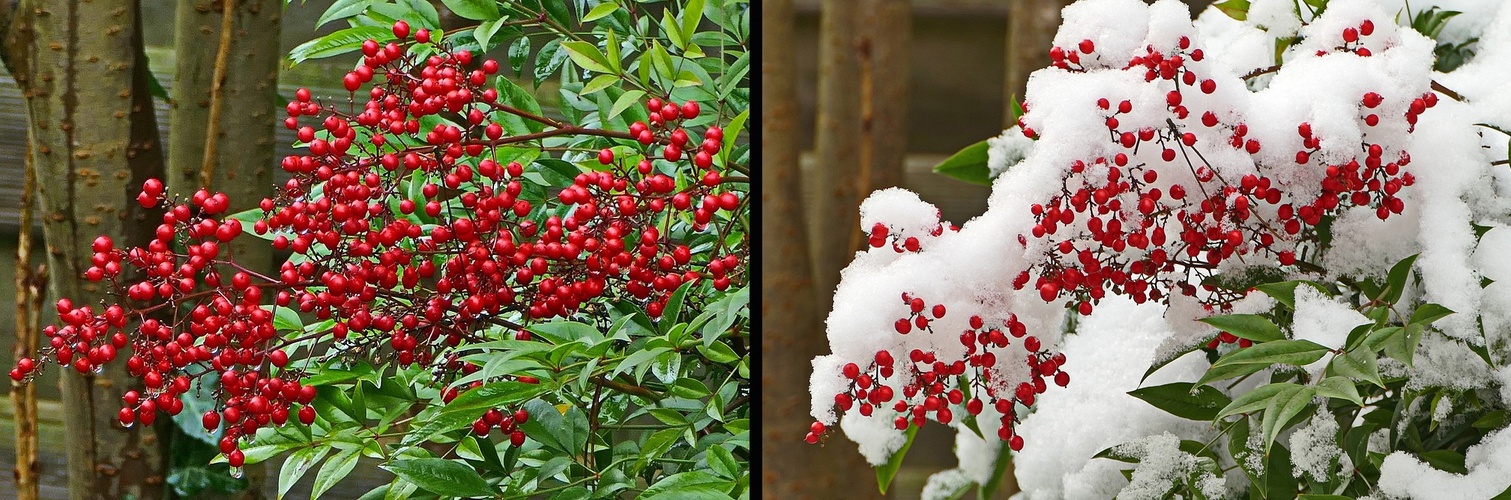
[230,467,244,479]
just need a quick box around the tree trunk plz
[168,0,279,274]
[807,0,863,314]
[849,0,911,252]
[763,0,880,498]
[0,0,170,497]
[10,132,43,500]
[1005,0,1072,128]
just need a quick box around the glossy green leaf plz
[1199,314,1284,343]
[1219,383,1298,419]
[1328,349,1383,388]
[311,447,360,499]
[289,26,391,65]
[1410,303,1455,325]
[931,140,992,186]
[562,41,615,73]
[1385,323,1424,367]
[439,0,497,21]
[317,0,379,29]
[875,425,918,494]
[1385,254,1419,304]
[383,458,496,497]
[583,2,619,22]
[1213,339,1331,368]
[1128,382,1232,421]
[279,445,331,499]
[1315,376,1363,406]
[1260,385,1315,454]
[1254,280,1329,309]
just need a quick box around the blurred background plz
[763,0,1213,498]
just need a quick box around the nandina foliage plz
[10,9,749,494]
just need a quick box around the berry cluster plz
[10,19,747,474]
[806,295,1068,452]
[1022,25,1431,319]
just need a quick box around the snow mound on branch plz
[1012,297,1213,500]
[1378,428,1511,498]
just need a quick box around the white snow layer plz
[814,0,1511,495]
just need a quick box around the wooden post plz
[850,0,912,253]
[808,0,864,312]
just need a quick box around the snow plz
[1112,432,1217,500]
[1378,429,1511,499]
[987,127,1036,180]
[1289,408,1343,482]
[811,0,1511,495]
[920,469,972,500]
[1012,297,1215,500]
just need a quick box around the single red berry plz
[393,20,411,39]
[1079,39,1094,54]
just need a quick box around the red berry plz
[393,20,411,39]
[1079,39,1094,54]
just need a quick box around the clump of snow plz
[838,410,907,466]
[1247,0,1303,36]
[987,127,1036,180]
[920,469,972,500]
[1013,297,1215,500]
[1405,332,1494,391]
[1291,285,1371,374]
[1289,408,1343,482]
[1111,432,1223,500]
[1378,429,1511,498]
[858,188,944,243]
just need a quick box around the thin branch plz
[199,0,237,190]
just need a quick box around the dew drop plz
[230,467,244,479]
[122,421,134,428]
[92,365,104,375]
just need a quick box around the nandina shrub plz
[11,1,750,497]
[807,1,1511,498]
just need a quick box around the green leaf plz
[875,425,918,494]
[1328,349,1383,388]
[1410,303,1455,325]
[1260,385,1316,454]
[495,76,545,134]
[317,0,378,28]
[1212,339,1331,369]
[1298,495,1352,499]
[1199,314,1284,343]
[707,445,739,479]
[1385,254,1419,304]
[1384,323,1424,368]
[1143,340,1204,383]
[633,428,682,475]
[1193,360,1269,388]
[439,0,498,21]
[437,381,549,417]
[526,321,601,345]
[681,0,706,45]
[311,447,360,499]
[1418,449,1468,474]
[279,445,331,499]
[383,458,497,497]
[1214,0,1250,21]
[580,74,620,95]
[561,41,615,73]
[583,2,619,22]
[289,26,391,65]
[1315,376,1363,406]
[608,90,647,121]
[1473,410,1508,430]
[534,40,567,86]
[509,37,531,77]
[1127,383,1232,421]
[931,140,992,186]
[1254,280,1329,309]
[1219,383,1298,419]
[641,471,728,499]
[474,17,508,51]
